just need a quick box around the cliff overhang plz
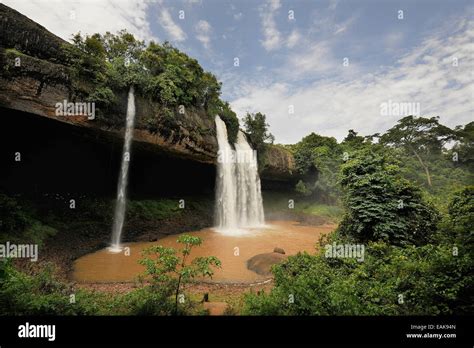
[0,4,297,183]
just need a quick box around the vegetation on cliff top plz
[243,112,275,169]
[62,30,239,142]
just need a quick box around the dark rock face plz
[0,107,216,196]
[0,3,297,183]
[0,4,68,63]
[262,145,296,182]
[247,252,287,276]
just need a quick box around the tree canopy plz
[63,30,238,137]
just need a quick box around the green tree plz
[380,116,455,187]
[243,112,274,150]
[63,33,107,83]
[63,30,239,131]
[338,148,439,245]
[342,129,366,148]
[291,132,342,201]
[452,122,474,170]
[139,234,221,314]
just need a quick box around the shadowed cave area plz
[0,107,216,198]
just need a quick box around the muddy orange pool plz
[72,220,335,284]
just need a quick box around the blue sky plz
[6,0,474,143]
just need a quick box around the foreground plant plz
[139,234,221,315]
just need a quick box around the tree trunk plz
[174,275,182,315]
[412,150,432,187]
[174,247,189,315]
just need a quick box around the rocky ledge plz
[0,4,297,182]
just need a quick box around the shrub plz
[0,193,56,245]
[139,235,221,315]
[0,193,30,235]
[244,240,471,315]
[244,186,473,316]
[0,262,102,315]
[211,100,239,144]
[338,149,439,245]
[295,180,311,196]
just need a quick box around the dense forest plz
[246,116,473,315]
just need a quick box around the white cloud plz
[231,19,474,144]
[3,0,156,42]
[328,0,339,11]
[195,20,212,49]
[286,29,301,48]
[267,0,281,12]
[310,8,358,37]
[284,42,344,79]
[260,0,282,51]
[260,0,319,52]
[158,7,186,42]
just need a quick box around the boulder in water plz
[247,252,287,276]
[273,247,285,254]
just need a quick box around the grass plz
[263,191,343,222]
[127,199,183,220]
[4,48,26,56]
[299,203,343,220]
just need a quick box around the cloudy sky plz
[5,0,473,143]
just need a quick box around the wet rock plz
[247,252,287,276]
[273,247,285,254]
[98,241,108,249]
[260,145,298,182]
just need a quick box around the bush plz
[295,180,311,196]
[87,86,116,123]
[138,234,221,315]
[0,193,30,235]
[211,100,239,144]
[244,240,472,315]
[0,193,56,245]
[244,186,473,316]
[0,262,102,315]
[338,149,439,245]
[123,286,177,315]
[447,186,474,243]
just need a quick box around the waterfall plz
[109,86,136,252]
[215,116,238,229]
[235,131,265,226]
[214,116,265,234]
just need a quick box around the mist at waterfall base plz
[214,116,266,235]
[109,86,136,252]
